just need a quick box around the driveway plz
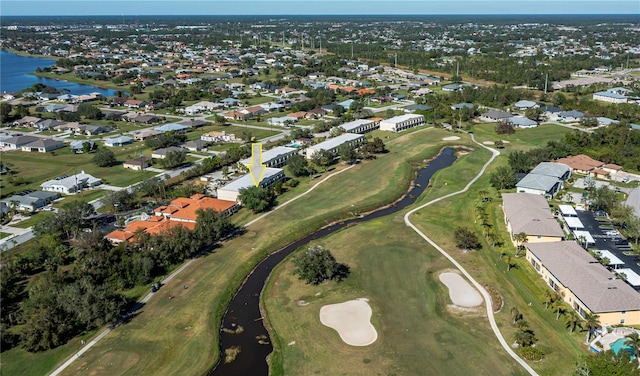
[626,186,640,218]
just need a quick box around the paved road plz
[403,134,539,376]
[627,186,640,218]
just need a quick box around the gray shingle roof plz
[527,241,640,313]
[529,162,570,179]
[502,193,564,237]
[516,174,560,192]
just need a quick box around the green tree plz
[489,166,517,190]
[292,245,350,285]
[565,311,582,333]
[0,102,12,124]
[286,153,312,177]
[574,349,639,376]
[158,150,187,169]
[338,144,357,163]
[238,186,276,213]
[77,103,102,120]
[92,148,117,167]
[513,232,528,256]
[508,150,532,173]
[494,140,505,149]
[310,149,337,170]
[585,185,618,213]
[453,227,481,250]
[624,331,640,360]
[495,120,515,135]
[584,312,601,345]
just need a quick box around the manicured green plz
[12,211,55,228]
[0,232,12,239]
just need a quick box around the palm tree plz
[515,319,529,331]
[624,332,640,359]
[503,254,516,271]
[551,296,565,320]
[513,232,528,256]
[565,311,582,333]
[510,306,521,325]
[583,312,601,344]
[542,290,554,310]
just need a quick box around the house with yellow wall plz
[526,241,640,326]
[501,193,565,245]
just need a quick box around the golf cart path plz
[403,134,539,376]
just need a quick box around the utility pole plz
[456,61,459,77]
[395,53,398,67]
[351,42,354,59]
[544,73,548,94]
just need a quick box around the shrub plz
[517,346,544,361]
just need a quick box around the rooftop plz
[527,241,640,313]
[502,193,564,237]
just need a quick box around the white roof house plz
[379,114,425,132]
[216,168,285,203]
[104,136,134,147]
[340,119,379,134]
[508,116,538,129]
[306,133,364,159]
[41,172,102,194]
[516,174,562,197]
[530,162,571,180]
[240,146,297,168]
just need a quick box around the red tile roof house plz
[555,154,603,176]
[124,99,147,108]
[105,194,237,243]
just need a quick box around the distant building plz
[339,119,379,134]
[240,146,297,168]
[501,192,564,244]
[378,114,425,132]
[217,168,285,203]
[306,133,365,159]
[41,172,102,194]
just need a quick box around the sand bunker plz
[439,272,483,308]
[482,141,495,145]
[319,298,378,346]
[442,136,461,141]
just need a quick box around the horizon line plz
[2,13,638,17]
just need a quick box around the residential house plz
[555,154,603,175]
[379,114,425,132]
[451,102,474,111]
[555,110,584,123]
[152,146,183,159]
[123,156,152,171]
[526,241,640,325]
[268,116,298,126]
[34,119,65,131]
[132,129,162,141]
[593,90,628,104]
[481,110,513,122]
[12,116,41,127]
[509,116,538,128]
[124,99,147,108]
[69,140,95,153]
[339,119,380,134]
[240,146,297,168]
[0,135,40,150]
[154,123,189,134]
[154,194,237,221]
[306,133,365,159]
[1,191,59,212]
[177,119,207,129]
[217,168,286,203]
[41,172,102,194]
[20,139,65,153]
[516,162,570,198]
[104,136,134,147]
[501,192,564,244]
[514,100,539,110]
[182,139,208,152]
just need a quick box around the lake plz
[0,50,121,97]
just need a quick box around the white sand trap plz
[439,272,483,308]
[482,141,495,145]
[319,298,378,346]
[442,136,461,141]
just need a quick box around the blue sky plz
[1,0,638,16]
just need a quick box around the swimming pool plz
[611,338,635,359]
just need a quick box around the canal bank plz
[210,148,458,376]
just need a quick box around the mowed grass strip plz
[8,128,459,376]
[263,220,530,376]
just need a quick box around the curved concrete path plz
[403,134,539,376]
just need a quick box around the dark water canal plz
[210,147,457,376]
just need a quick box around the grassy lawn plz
[195,123,280,141]
[12,211,55,228]
[1,143,158,197]
[0,232,12,239]
[52,190,107,207]
[470,122,573,152]
[264,220,529,376]
[32,71,125,91]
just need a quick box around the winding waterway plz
[210,147,458,376]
